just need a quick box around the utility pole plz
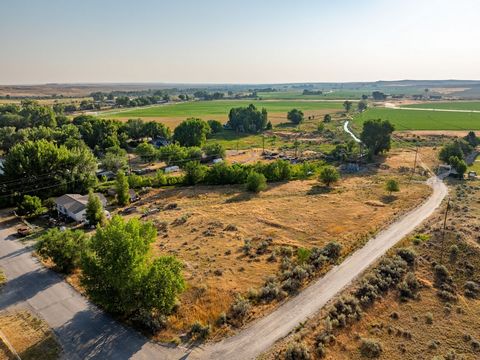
[410,146,418,182]
[440,197,450,264]
[262,135,265,154]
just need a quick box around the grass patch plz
[0,311,60,360]
[100,100,343,119]
[404,101,480,111]
[353,107,480,131]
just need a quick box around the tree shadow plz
[0,268,63,310]
[55,308,184,360]
[307,185,333,195]
[225,192,256,203]
[380,194,397,204]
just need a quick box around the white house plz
[55,193,107,222]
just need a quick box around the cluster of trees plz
[136,142,226,165]
[180,159,324,190]
[0,102,171,155]
[1,139,98,204]
[36,216,185,332]
[193,91,224,100]
[227,104,268,133]
[372,91,387,100]
[438,139,472,177]
[115,94,169,107]
[302,89,323,95]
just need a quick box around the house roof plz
[55,193,107,215]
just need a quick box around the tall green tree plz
[116,171,130,206]
[86,190,105,226]
[360,119,395,156]
[17,195,44,217]
[101,146,128,172]
[287,109,304,124]
[173,118,211,147]
[343,101,353,113]
[81,216,185,316]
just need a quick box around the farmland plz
[403,101,480,111]
[100,100,344,126]
[352,107,480,131]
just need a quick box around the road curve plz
[0,177,447,360]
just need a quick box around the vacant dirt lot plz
[122,166,431,339]
[262,179,480,360]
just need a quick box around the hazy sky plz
[1,0,479,84]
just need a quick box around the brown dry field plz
[0,97,91,105]
[116,160,431,340]
[398,130,473,137]
[263,178,480,360]
[0,311,60,360]
[111,109,335,130]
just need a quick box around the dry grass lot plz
[0,311,60,360]
[263,178,480,360]
[121,158,431,339]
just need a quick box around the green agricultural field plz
[101,100,343,120]
[352,107,480,131]
[403,101,480,111]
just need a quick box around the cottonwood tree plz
[81,216,185,317]
[287,109,304,124]
[360,119,395,156]
[173,118,211,147]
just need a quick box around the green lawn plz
[403,101,480,111]
[352,108,480,131]
[101,100,344,119]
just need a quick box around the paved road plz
[384,102,480,113]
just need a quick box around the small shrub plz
[397,248,416,267]
[434,265,452,286]
[398,272,420,301]
[385,179,400,195]
[284,342,311,360]
[297,247,311,264]
[318,166,340,187]
[449,245,459,262]
[322,242,342,261]
[229,296,250,321]
[359,338,383,358]
[188,321,210,340]
[425,312,433,324]
[246,172,267,193]
[464,281,480,299]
